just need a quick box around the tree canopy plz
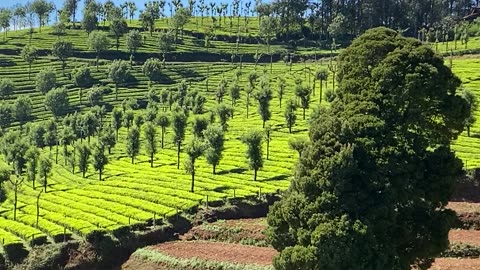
[267,27,471,270]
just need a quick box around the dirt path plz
[149,241,277,266]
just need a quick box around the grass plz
[0,42,323,254]
[450,57,480,169]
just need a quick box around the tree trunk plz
[213,164,216,174]
[115,85,119,101]
[303,108,306,120]
[13,189,17,221]
[161,128,165,148]
[131,156,134,164]
[190,170,195,193]
[83,170,86,178]
[44,176,47,193]
[254,169,257,181]
[320,81,323,103]
[99,169,102,181]
[151,153,154,168]
[267,140,270,160]
[270,54,273,74]
[177,142,181,169]
[468,125,471,137]
[289,126,292,134]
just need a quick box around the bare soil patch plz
[448,202,480,213]
[449,229,480,246]
[149,241,277,266]
[428,258,480,270]
[182,218,268,245]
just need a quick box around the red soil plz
[448,202,480,214]
[449,229,480,246]
[148,241,277,266]
[429,258,480,270]
[182,218,268,243]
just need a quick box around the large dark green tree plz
[267,27,471,270]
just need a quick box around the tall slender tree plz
[241,130,263,181]
[172,111,187,169]
[144,122,157,167]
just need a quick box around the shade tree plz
[142,58,162,85]
[126,125,140,164]
[192,115,209,138]
[315,69,328,102]
[108,60,130,100]
[51,40,74,74]
[44,87,70,117]
[144,122,157,167]
[38,155,51,192]
[111,107,123,141]
[277,77,286,107]
[184,138,204,193]
[229,80,241,106]
[203,124,225,174]
[126,29,142,65]
[156,111,170,149]
[72,65,94,104]
[92,142,108,181]
[76,142,91,178]
[172,111,187,169]
[110,18,128,51]
[215,103,234,131]
[0,79,15,100]
[288,136,309,158]
[241,130,263,181]
[255,81,273,128]
[36,68,56,94]
[87,31,110,70]
[295,84,311,120]
[21,45,38,80]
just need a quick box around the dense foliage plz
[267,27,471,270]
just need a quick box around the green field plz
[0,22,333,258]
[0,19,479,262]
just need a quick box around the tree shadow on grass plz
[102,172,128,181]
[157,73,175,85]
[263,174,290,181]
[173,68,201,80]
[217,167,248,175]
[0,58,15,67]
[213,186,230,193]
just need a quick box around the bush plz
[324,88,336,102]
[441,243,480,258]
[3,242,28,264]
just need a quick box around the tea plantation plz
[0,15,478,266]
